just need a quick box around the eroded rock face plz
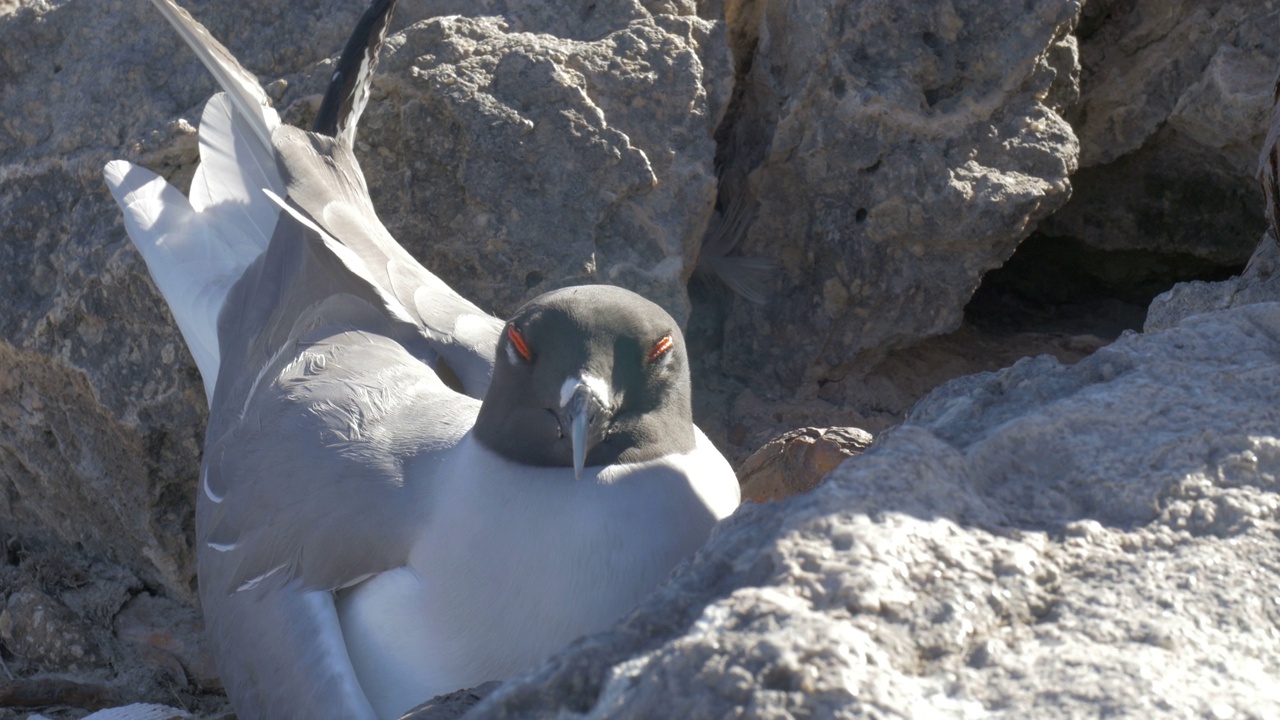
[714,0,1081,398]
[355,6,732,322]
[469,301,1280,718]
[736,426,872,503]
[1145,235,1280,331]
[1040,0,1280,264]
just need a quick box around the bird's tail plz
[104,91,282,403]
[103,0,287,401]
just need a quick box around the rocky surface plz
[715,0,1080,400]
[1146,236,1280,332]
[355,6,732,323]
[1,0,1278,717]
[1040,0,1279,265]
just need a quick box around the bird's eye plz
[506,324,533,363]
[646,334,674,363]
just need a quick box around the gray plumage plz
[103,2,739,719]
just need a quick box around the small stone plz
[0,586,102,672]
[737,426,873,502]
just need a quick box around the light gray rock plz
[1145,235,1280,331]
[401,681,501,720]
[1039,0,1279,264]
[356,7,732,321]
[467,301,1280,718]
[1,585,105,672]
[113,593,219,690]
[716,0,1080,396]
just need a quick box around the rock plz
[355,6,732,322]
[1,586,103,672]
[1145,235,1280,331]
[464,301,1280,717]
[113,594,219,690]
[401,681,502,720]
[1257,49,1279,250]
[1039,0,1279,264]
[716,0,1080,398]
[736,426,872,503]
[0,676,128,713]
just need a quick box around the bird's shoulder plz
[198,327,478,595]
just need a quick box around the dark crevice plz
[685,3,795,448]
[965,232,1245,338]
[687,3,769,410]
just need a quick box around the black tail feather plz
[313,0,399,147]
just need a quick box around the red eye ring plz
[647,334,674,363]
[507,324,533,363]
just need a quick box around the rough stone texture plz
[1,586,105,672]
[401,681,501,720]
[715,0,1080,396]
[113,593,219,690]
[1039,0,1279,264]
[1146,235,1280,332]
[356,5,732,321]
[466,301,1280,718]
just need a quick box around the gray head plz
[473,285,695,476]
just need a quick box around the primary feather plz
[103,0,288,398]
[148,0,279,150]
[103,149,262,399]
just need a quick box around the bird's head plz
[473,285,694,478]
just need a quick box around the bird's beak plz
[561,381,610,479]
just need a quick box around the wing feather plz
[147,0,279,151]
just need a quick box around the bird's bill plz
[562,380,610,479]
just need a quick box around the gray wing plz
[297,0,502,393]
[272,124,502,399]
[199,304,480,718]
[197,136,485,717]
[201,326,475,596]
[201,197,473,589]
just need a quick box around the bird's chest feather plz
[335,434,730,717]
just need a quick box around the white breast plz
[336,429,738,719]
